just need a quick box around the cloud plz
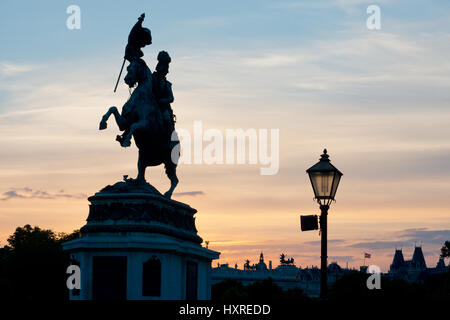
[270,0,393,14]
[209,240,256,246]
[303,239,346,246]
[399,228,450,245]
[1,190,25,200]
[349,240,405,250]
[173,190,205,197]
[328,255,357,262]
[348,228,450,250]
[294,82,327,91]
[242,54,298,67]
[0,62,38,76]
[0,187,86,201]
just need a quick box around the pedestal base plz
[63,181,219,300]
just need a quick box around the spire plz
[390,249,405,271]
[412,246,427,269]
[436,258,445,270]
[255,252,267,271]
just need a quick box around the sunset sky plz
[1,0,450,272]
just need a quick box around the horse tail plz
[164,159,177,181]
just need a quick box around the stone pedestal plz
[63,180,219,300]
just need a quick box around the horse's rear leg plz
[135,151,148,183]
[163,161,178,199]
[122,119,148,147]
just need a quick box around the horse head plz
[124,59,151,88]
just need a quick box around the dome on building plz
[327,262,342,273]
[255,252,268,271]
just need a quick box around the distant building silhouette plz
[388,246,448,282]
[436,257,446,270]
[255,252,268,271]
[211,252,352,297]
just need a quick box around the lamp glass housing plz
[306,149,343,205]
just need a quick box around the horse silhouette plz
[99,59,179,198]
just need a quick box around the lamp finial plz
[320,149,330,161]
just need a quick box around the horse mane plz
[136,59,152,83]
[125,60,153,105]
[122,59,161,127]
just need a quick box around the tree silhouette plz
[212,278,308,301]
[0,225,80,301]
[212,279,248,301]
[329,270,450,301]
[441,241,450,259]
[421,270,450,299]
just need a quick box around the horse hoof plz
[99,120,107,130]
[164,191,172,199]
[121,140,131,147]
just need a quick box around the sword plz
[113,58,126,93]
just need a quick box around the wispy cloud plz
[329,255,357,262]
[173,190,205,197]
[270,0,391,12]
[304,239,346,246]
[242,54,298,67]
[0,62,38,76]
[349,240,405,250]
[0,187,86,201]
[209,240,256,246]
[399,228,450,245]
[348,228,450,250]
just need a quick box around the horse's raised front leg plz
[111,107,128,131]
[99,106,127,131]
[99,106,114,130]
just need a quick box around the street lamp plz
[306,149,343,300]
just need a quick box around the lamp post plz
[306,149,343,300]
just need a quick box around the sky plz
[1,0,450,272]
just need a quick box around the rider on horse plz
[152,51,176,144]
[115,15,174,147]
[99,14,180,197]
